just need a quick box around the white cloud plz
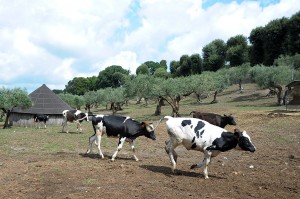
[53,58,77,82]
[96,51,139,74]
[0,0,299,92]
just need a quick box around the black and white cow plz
[190,111,237,128]
[33,114,49,129]
[164,116,256,179]
[62,110,89,133]
[86,114,157,161]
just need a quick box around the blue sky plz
[0,0,299,93]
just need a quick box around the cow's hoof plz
[110,159,115,162]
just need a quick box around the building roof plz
[12,84,72,114]
[286,80,300,88]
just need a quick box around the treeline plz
[55,11,300,95]
[58,62,300,116]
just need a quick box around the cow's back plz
[102,115,128,137]
[193,112,221,126]
[165,116,225,149]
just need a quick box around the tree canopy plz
[0,88,32,128]
[96,65,129,89]
[202,39,227,71]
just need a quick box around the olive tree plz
[58,93,85,109]
[250,65,293,105]
[124,75,154,105]
[152,77,193,117]
[0,88,32,129]
[96,87,126,114]
[224,63,251,92]
[83,91,98,113]
[190,72,216,103]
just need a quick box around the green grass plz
[273,137,291,143]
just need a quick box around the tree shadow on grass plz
[229,93,265,102]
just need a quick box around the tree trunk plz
[238,79,243,93]
[136,97,141,104]
[171,95,181,117]
[154,96,164,116]
[211,91,218,104]
[195,93,202,103]
[274,85,284,105]
[86,104,91,113]
[3,109,11,129]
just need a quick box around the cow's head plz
[77,113,89,122]
[224,114,237,125]
[234,129,256,152]
[46,115,50,121]
[141,122,156,140]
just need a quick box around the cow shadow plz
[79,153,136,161]
[57,131,83,134]
[79,153,102,159]
[140,164,225,179]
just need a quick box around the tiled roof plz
[12,84,72,114]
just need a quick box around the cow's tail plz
[62,110,68,117]
[153,117,164,130]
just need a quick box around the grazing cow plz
[62,110,89,133]
[164,116,255,179]
[86,115,157,161]
[33,114,49,128]
[190,111,237,128]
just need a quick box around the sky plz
[1,0,300,93]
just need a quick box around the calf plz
[190,111,236,128]
[86,115,156,161]
[62,110,89,133]
[164,116,255,179]
[33,114,49,128]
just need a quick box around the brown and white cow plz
[62,110,89,133]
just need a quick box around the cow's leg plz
[44,121,47,129]
[111,137,126,161]
[86,133,104,159]
[128,140,139,161]
[62,119,68,133]
[77,121,82,133]
[86,134,96,154]
[190,151,212,179]
[95,133,104,159]
[165,138,179,173]
[202,151,212,179]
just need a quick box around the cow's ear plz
[141,122,146,128]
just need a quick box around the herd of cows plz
[33,110,256,179]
